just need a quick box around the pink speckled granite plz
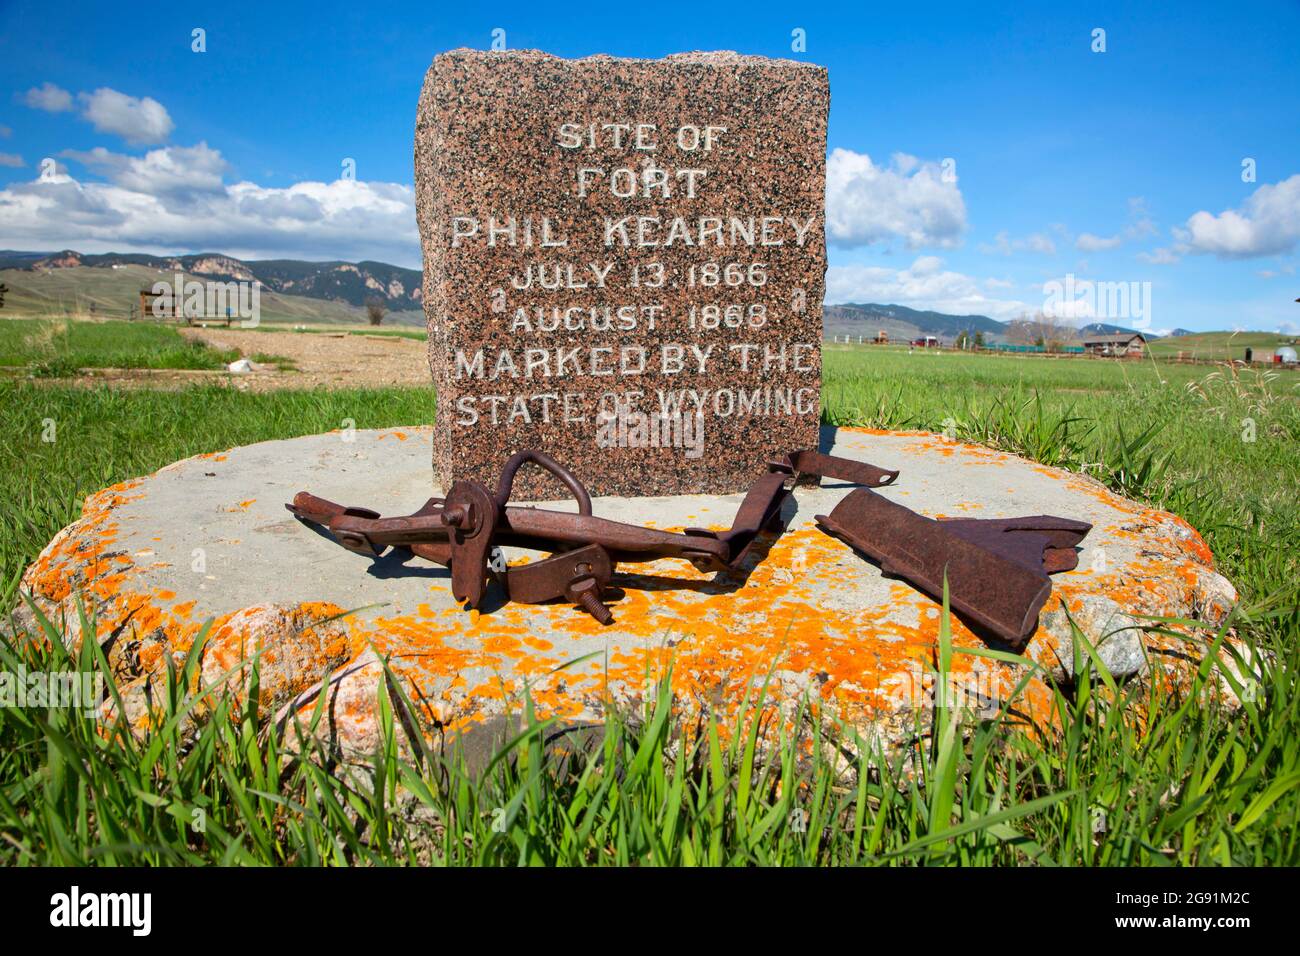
[415,49,827,497]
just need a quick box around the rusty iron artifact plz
[287,448,1089,647]
[816,490,1091,646]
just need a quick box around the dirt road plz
[179,327,429,390]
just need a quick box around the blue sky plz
[2,0,1297,333]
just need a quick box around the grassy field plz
[1146,330,1296,362]
[0,318,242,375]
[0,383,435,601]
[0,264,385,325]
[346,327,427,340]
[0,348,1297,865]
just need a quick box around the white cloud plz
[826,255,1029,319]
[1124,197,1158,237]
[979,230,1057,256]
[1076,232,1123,252]
[1138,246,1181,265]
[18,84,174,145]
[825,148,967,249]
[1073,198,1157,253]
[0,153,24,168]
[76,88,174,145]
[22,82,73,112]
[1177,175,1300,258]
[0,144,419,266]
[62,143,226,198]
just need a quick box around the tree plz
[1034,312,1073,352]
[0,282,7,309]
[1004,314,1038,346]
[365,296,387,326]
[974,330,986,348]
[1005,311,1072,351]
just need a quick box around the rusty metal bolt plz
[567,578,613,625]
[576,588,613,625]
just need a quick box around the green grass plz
[0,349,1297,866]
[824,341,1213,392]
[824,349,1299,604]
[0,382,434,602]
[1147,330,1296,362]
[248,352,298,372]
[346,327,426,340]
[0,318,241,373]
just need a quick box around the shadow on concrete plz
[365,546,452,582]
[286,471,866,620]
[818,423,839,455]
[291,516,452,581]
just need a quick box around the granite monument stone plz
[415,49,828,496]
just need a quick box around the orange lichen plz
[312,526,1068,741]
[839,426,933,438]
[20,427,1234,756]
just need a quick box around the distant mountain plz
[0,260,423,325]
[1170,328,1196,337]
[830,302,1005,336]
[826,307,1181,344]
[824,302,1009,343]
[231,258,422,311]
[0,249,422,311]
[0,250,55,270]
[0,250,1259,342]
[1075,322,1149,338]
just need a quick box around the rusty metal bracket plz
[441,479,497,609]
[287,445,1088,647]
[815,489,1091,646]
[286,447,894,626]
[775,449,900,488]
[499,543,615,624]
[937,515,1092,575]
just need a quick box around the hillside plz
[0,263,424,326]
[1076,322,1144,337]
[825,302,1007,342]
[228,258,421,310]
[825,306,1196,345]
[3,250,1289,346]
[0,250,422,313]
[1147,330,1296,361]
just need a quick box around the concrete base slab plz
[17,426,1239,759]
